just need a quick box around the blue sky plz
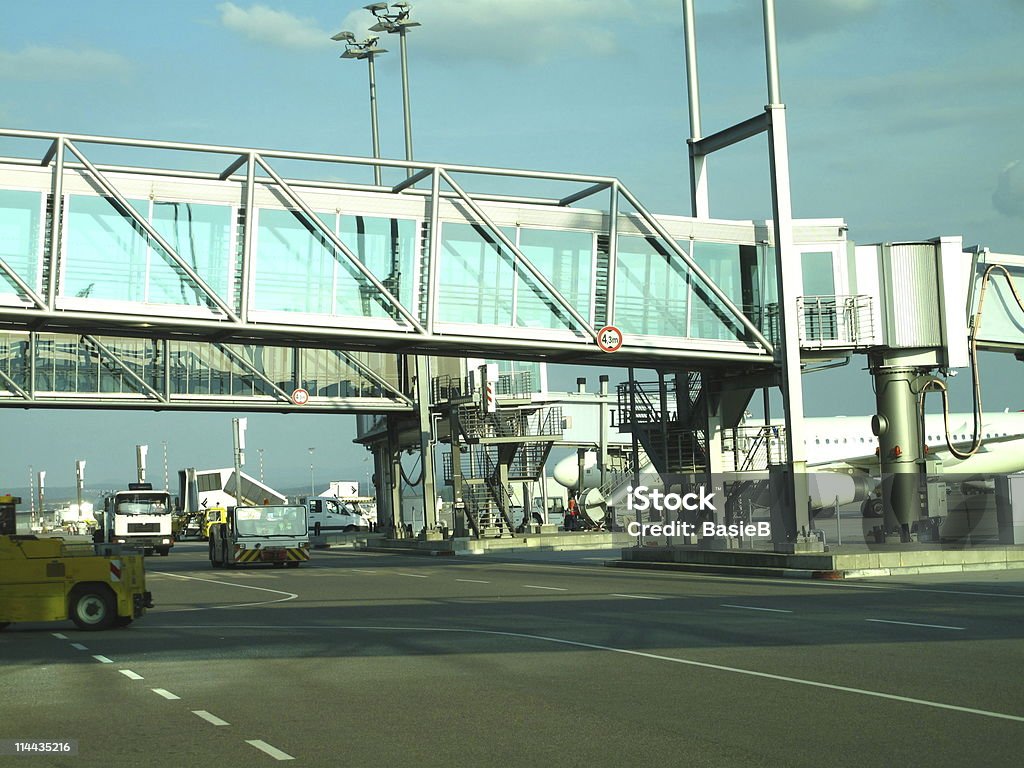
[1,1,1022,493]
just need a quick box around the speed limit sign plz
[291,388,310,406]
[597,325,623,353]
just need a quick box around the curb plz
[605,560,845,580]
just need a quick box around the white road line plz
[51,632,68,640]
[456,579,491,584]
[246,740,295,761]
[149,571,298,611]
[350,569,377,574]
[524,585,568,591]
[395,573,428,578]
[192,710,230,726]
[119,670,144,680]
[160,624,1024,724]
[611,594,664,600]
[865,618,965,631]
[152,688,180,700]
[92,655,114,664]
[720,604,793,614]
[70,643,88,651]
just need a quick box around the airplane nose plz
[552,455,580,489]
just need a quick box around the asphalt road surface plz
[3,543,1024,767]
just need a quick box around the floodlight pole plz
[367,51,383,185]
[397,26,414,175]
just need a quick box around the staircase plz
[616,379,706,474]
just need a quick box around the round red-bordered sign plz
[597,325,623,353]
[291,388,310,406]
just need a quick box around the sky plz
[0,0,1022,495]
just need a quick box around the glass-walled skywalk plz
[0,129,851,380]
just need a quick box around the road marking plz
[865,618,965,631]
[119,670,144,680]
[720,604,793,614]
[456,579,491,584]
[612,594,664,600]
[192,710,230,726]
[52,632,68,640]
[246,740,294,761]
[92,655,114,664]
[149,571,298,611]
[162,624,1024,724]
[152,688,180,700]
[70,643,88,651]
[350,569,377,574]
[524,585,568,591]
[395,573,428,578]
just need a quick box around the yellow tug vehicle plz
[0,494,152,631]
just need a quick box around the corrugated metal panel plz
[885,243,941,348]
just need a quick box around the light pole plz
[162,440,169,491]
[308,447,316,497]
[75,460,86,530]
[332,30,388,186]
[258,448,265,484]
[367,1,421,175]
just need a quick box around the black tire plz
[69,587,116,631]
[158,547,170,557]
[209,540,222,568]
[115,616,133,628]
[862,498,884,518]
[272,561,285,568]
[286,561,300,568]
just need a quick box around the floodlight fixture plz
[365,2,389,12]
[331,30,356,42]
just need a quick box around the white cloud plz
[994,161,1024,219]
[0,46,131,81]
[703,0,885,42]
[340,0,641,65]
[218,2,331,49]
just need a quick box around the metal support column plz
[871,360,925,539]
[414,355,438,535]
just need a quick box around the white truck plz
[208,504,310,568]
[94,483,174,556]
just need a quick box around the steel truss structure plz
[0,129,853,403]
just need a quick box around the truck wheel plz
[115,616,134,628]
[209,541,222,568]
[158,547,170,557]
[69,587,115,631]
[286,561,300,568]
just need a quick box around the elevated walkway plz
[0,127,859,388]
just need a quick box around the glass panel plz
[516,228,592,330]
[253,208,337,314]
[0,190,41,297]
[339,215,416,312]
[689,241,745,341]
[64,195,149,301]
[438,222,516,325]
[614,235,688,337]
[801,251,838,341]
[801,251,835,296]
[150,201,233,306]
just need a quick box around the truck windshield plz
[115,495,170,516]
[234,506,307,537]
